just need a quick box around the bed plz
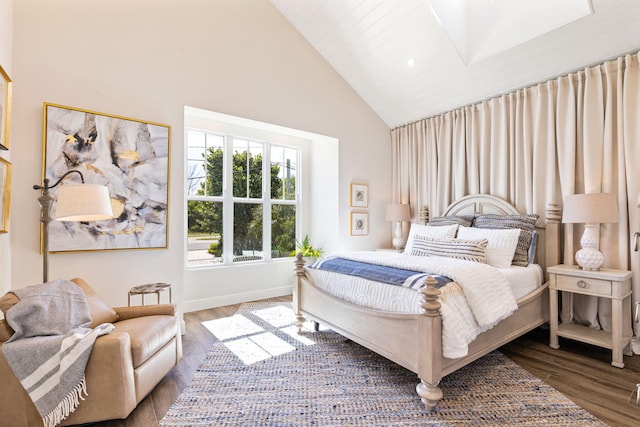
[293,194,562,410]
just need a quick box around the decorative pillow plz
[528,230,538,264]
[474,214,539,267]
[428,215,475,227]
[457,226,520,268]
[71,278,119,328]
[410,236,488,263]
[404,223,458,254]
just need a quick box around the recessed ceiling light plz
[407,58,416,67]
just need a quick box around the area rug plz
[161,302,606,426]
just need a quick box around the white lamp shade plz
[54,184,113,221]
[562,193,619,224]
[385,204,410,222]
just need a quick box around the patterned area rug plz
[161,302,606,426]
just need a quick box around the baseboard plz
[183,285,293,313]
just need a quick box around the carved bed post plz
[294,253,307,332]
[420,206,430,225]
[416,276,443,411]
[545,201,562,277]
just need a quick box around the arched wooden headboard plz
[436,194,561,277]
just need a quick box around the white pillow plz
[456,226,520,268]
[403,223,458,254]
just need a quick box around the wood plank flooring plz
[94,296,640,427]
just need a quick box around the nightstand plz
[548,264,632,368]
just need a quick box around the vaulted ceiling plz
[272,0,640,128]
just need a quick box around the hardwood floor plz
[94,296,640,427]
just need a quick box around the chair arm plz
[113,304,176,320]
[60,331,137,425]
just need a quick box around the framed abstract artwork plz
[43,103,171,252]
[350,183,368,208]
[0,157,11,232]
[0,65,12,150]
[350,212,368,236]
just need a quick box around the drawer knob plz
[577,280,587,288]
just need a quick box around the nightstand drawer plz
[556,275,612,296]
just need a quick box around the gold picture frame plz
[350,183,368,208]
[43,103,171,252]
[0,157,11,233]
[350,212,368,236]
[0,65,13,150]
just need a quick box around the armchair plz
[0,278,182,426]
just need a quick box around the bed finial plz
[295,253,306,277]
[420,206,430,225]
[546,201,561,223]
[545,201,562,277]
[419,276,441,316]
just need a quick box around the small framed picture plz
[0,157,11,233]
[350,212,368,236]
[0,65,12,150]
[350,183,368,208]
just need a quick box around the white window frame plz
[186,129,300,268]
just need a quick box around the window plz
[187,130,299,267]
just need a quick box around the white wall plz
[0,0,12,297]
[10,0,391,310]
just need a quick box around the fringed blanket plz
[1,279,114,427]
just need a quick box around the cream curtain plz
[391,53,640,348]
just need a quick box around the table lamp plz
[562,193,618,271]
[385,203,410,250]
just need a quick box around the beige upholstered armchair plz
[0,278,182,426]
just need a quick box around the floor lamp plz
[33,170,113,283]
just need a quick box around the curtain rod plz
[393,47,640,131]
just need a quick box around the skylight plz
[425,0,594,64]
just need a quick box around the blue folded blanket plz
[310,257,452,289]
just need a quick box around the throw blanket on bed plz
[311,257,452,288]
[334,251,518,328]
[315,251,519,358]
[2,280,114,427]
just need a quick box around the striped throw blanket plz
[1,280,114,427]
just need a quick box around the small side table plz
[128,282,172,306]
[548,264,632,368]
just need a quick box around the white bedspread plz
[310,251,519,358]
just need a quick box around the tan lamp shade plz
[562,192,618,271]
[562,193,619,224]
[385,204,410,222]
[54,184,113,221]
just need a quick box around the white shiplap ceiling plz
[271,0,640,128]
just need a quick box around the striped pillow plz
[474,214,539,267]
[428,215,475,227]
[410,236,488,263]
[404,223,458,254]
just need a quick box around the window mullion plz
[222,135,234,264]
[263,143,272,261]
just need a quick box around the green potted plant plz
[292,234,323,263]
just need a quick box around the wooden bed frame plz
[293,194,562,410]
